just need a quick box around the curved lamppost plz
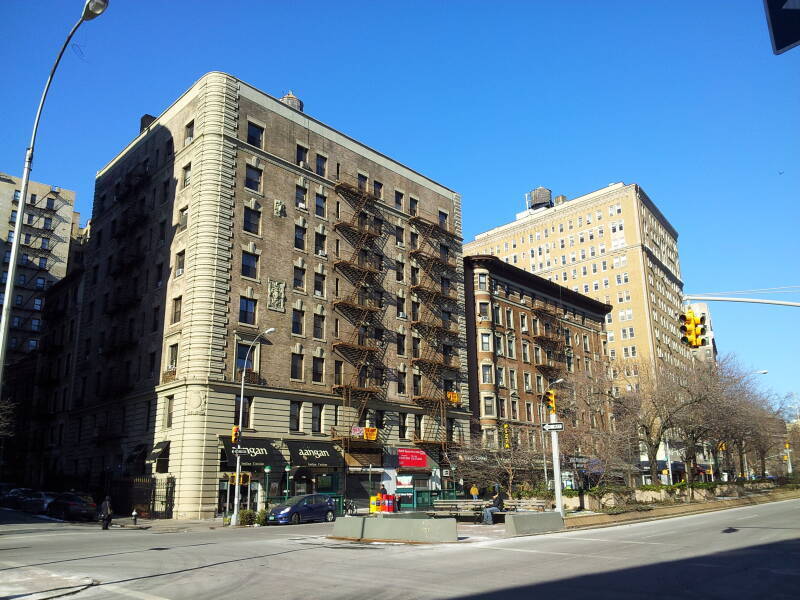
[230,327,274,526]
[0,0,109,386]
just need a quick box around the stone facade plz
[42,72,471,518]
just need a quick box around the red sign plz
[398,448,428,468]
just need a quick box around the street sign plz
[231,447,251,456]
[764,0,800,54]
[543,422,564,432]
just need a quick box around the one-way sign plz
[765,0,800,54]
[543,422,564,432]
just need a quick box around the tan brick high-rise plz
[42,72,471,518]
[465,183,688,394]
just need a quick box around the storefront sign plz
[364,427,378,441]
[220,437,282,467]
[398,448,428,468]
[447,391,460,404]
[351,426,365,437]
[286,440,341,467]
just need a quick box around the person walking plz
[469,484,479,500]
[482,491,505,525]
[99,496,113,530]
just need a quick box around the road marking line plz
[485,546,622,560]
[101,583,171,600]
[562,536,682,546]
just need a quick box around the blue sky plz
[1,1,797,402]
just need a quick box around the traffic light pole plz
[549,410,564,518]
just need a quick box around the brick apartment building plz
[35,72,471,518]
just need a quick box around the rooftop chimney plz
[140,114,156,134]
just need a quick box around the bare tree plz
[613,359,704,485]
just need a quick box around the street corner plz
[0,564,96,600]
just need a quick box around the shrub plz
[238,509,256,526]
[562,488,580,498]
[688,481,717,490]
[255,509,269,526]
[588,485,634,499]
[637,484,664,492]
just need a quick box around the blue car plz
[267,494,336,525]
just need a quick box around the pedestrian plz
[99,496,113,530]
[379,484,388,496]
[469,484,479,500]
[482,490,505,525]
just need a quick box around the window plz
[394,191,403,210]
[509,369,517,390]
[395,259,405,282]
[294,225,306,250]
[292,309,304,335]
[293,266,305,290]
[310,154,326,177]
[373,180,383,198]
[397,333,406,355]
[182,163,192,188]
[235,395,253,428]
[397,371,407,394]
[438,211,448,229]
[243,207,260,234]
[312,313,325,339]
[334,360,343,385]
[414,414,423,438]
[245,165,262,192]
[357,173,367,191]
[395,225,404,246]
[172,296,182,323]
[413,374,422,396]
[295,185,307,209]
[409,197,418,216]
[241,251,258,278]
[239,297,256,324]
[412,337,421,358]
[167,343,179,369]
[184,120,194,145]
[478,273,488,290]
[296,145,309,166]
[290,400,301,430]
[483,397,495,416]
[496,367,505,387]
[314,193,326,218]
[314,232,326,255]
[411,300,419,321]
[291,353,304,380]
[480,333,491,352]
[397,296,406,317]
[178,207,188,231]
[312,358,324,384]
[33,297,44,310]
[481,364,493,384]
[174,251,185,277]
[246,121,264,147]
[478,302,489,319]
[314,272,325,297]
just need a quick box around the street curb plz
[563,490,800,530]
[11,578,95,600]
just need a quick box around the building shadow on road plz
[450,538,800,600]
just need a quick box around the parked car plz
[0,483,16,499]
[21,491,59,514]
[46,493,97,521]
[267,494,336,525]
[1,488,34,509]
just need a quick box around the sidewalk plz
[113,515,225,532]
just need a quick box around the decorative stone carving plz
[268,279,286,312]
[273,198,285,217]
[186,389,207,415]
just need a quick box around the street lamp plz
[263,465,272,509]
[545,378,565,518]
[230,327,275,527]
[0,0,109,389]
[284,464,291,500]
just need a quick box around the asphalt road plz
[1,499,798,600]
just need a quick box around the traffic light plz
[545,390,557,414]
[679,309,707,348]
[786,441,791,450]
[231,425,241,444]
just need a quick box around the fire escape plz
[532,303,567,383]
[408,214,460,448]
[331,181,389,456]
